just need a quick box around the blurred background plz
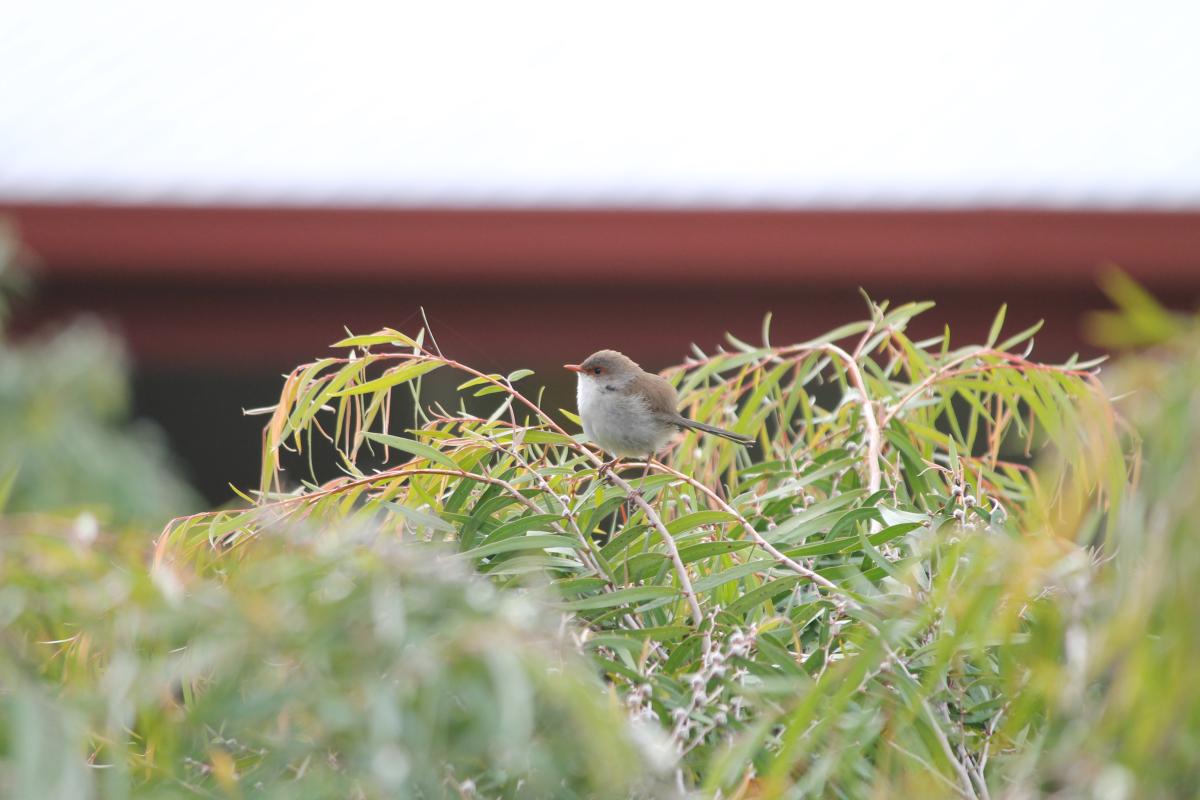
[2,0,1198,509]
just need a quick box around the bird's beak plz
[563,364,584,373]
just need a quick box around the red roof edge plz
[2,204,1198,287]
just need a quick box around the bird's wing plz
[633,373,683,420]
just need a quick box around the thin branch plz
[631,460,849,600]
[157,465,560,567]
[601,468,705,628]
[419,306,444,358]
[665,340,884,492]
[482,433,612,582]
[887,741,968,795]
[803,343,883,495]
[880,347,1099,430]
[884,643,979,800]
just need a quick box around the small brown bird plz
[564,349,754,459]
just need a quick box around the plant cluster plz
[6,282,1198,798]
[151,298,1126,797]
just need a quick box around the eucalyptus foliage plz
[1004,277,1200,797]
[1,518,664,799]
[147,297,1131,798]
[12,279,1195,797]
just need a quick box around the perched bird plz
[564,349,754,460]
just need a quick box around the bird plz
[564,349,754,463]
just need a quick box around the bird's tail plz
[677,417,755,446]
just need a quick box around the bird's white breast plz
[576,376,676,457]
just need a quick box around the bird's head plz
[564,349,640,386]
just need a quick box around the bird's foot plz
[597,457,621,478]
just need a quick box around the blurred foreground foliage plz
[0,228,199,526]
[0,522,659,798]
[3,273,1198,798]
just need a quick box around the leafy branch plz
[150,297,1127,796]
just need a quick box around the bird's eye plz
[592,367,603,375]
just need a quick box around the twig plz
[815,343,882,494]
[601,468,705,628]
[419,307,444,358]
[482,433,613,582]
[880,347,1098,430]
[884,644,979,800]
[887,741,969,795]
[157,465,565,567]
[667,341,884,493]
[630,460,848,600]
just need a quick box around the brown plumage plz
[565,349,754,457]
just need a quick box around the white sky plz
[1,0,1198,207]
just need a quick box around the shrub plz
[0,517,664,798]
[152,298,1127,797]
[9,285,1196,798]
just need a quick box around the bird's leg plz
[597,456,622,478]
[629,456,655,499]
[594,457,633,523]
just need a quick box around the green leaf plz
[381,501,455,533]
[600,524,652,561]
[333,360,442,396]
[877,505,930,527]
[457,374,502,390]
[458,534,580,560]
[484,555,583,575]
[677,540,755,564]
[986,303,1007,347]
[475,513,565,550]
[766,490,867,544]
[725,575,803,615]
[473,384,512,397]
[331,328,422,349]
[878,300,937,331]
[692,559,775,593]
[665,510,736,535]
[553,576,607,597]
[801,320,873,346]
[330,332,398,348]
[997,319,1044,352]
[507,368,535,383]
[362,432,460,470]
[557,585,679,611]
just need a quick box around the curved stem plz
[630,460,849,600]
[798,343,883,495]
[601,467,705,628]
